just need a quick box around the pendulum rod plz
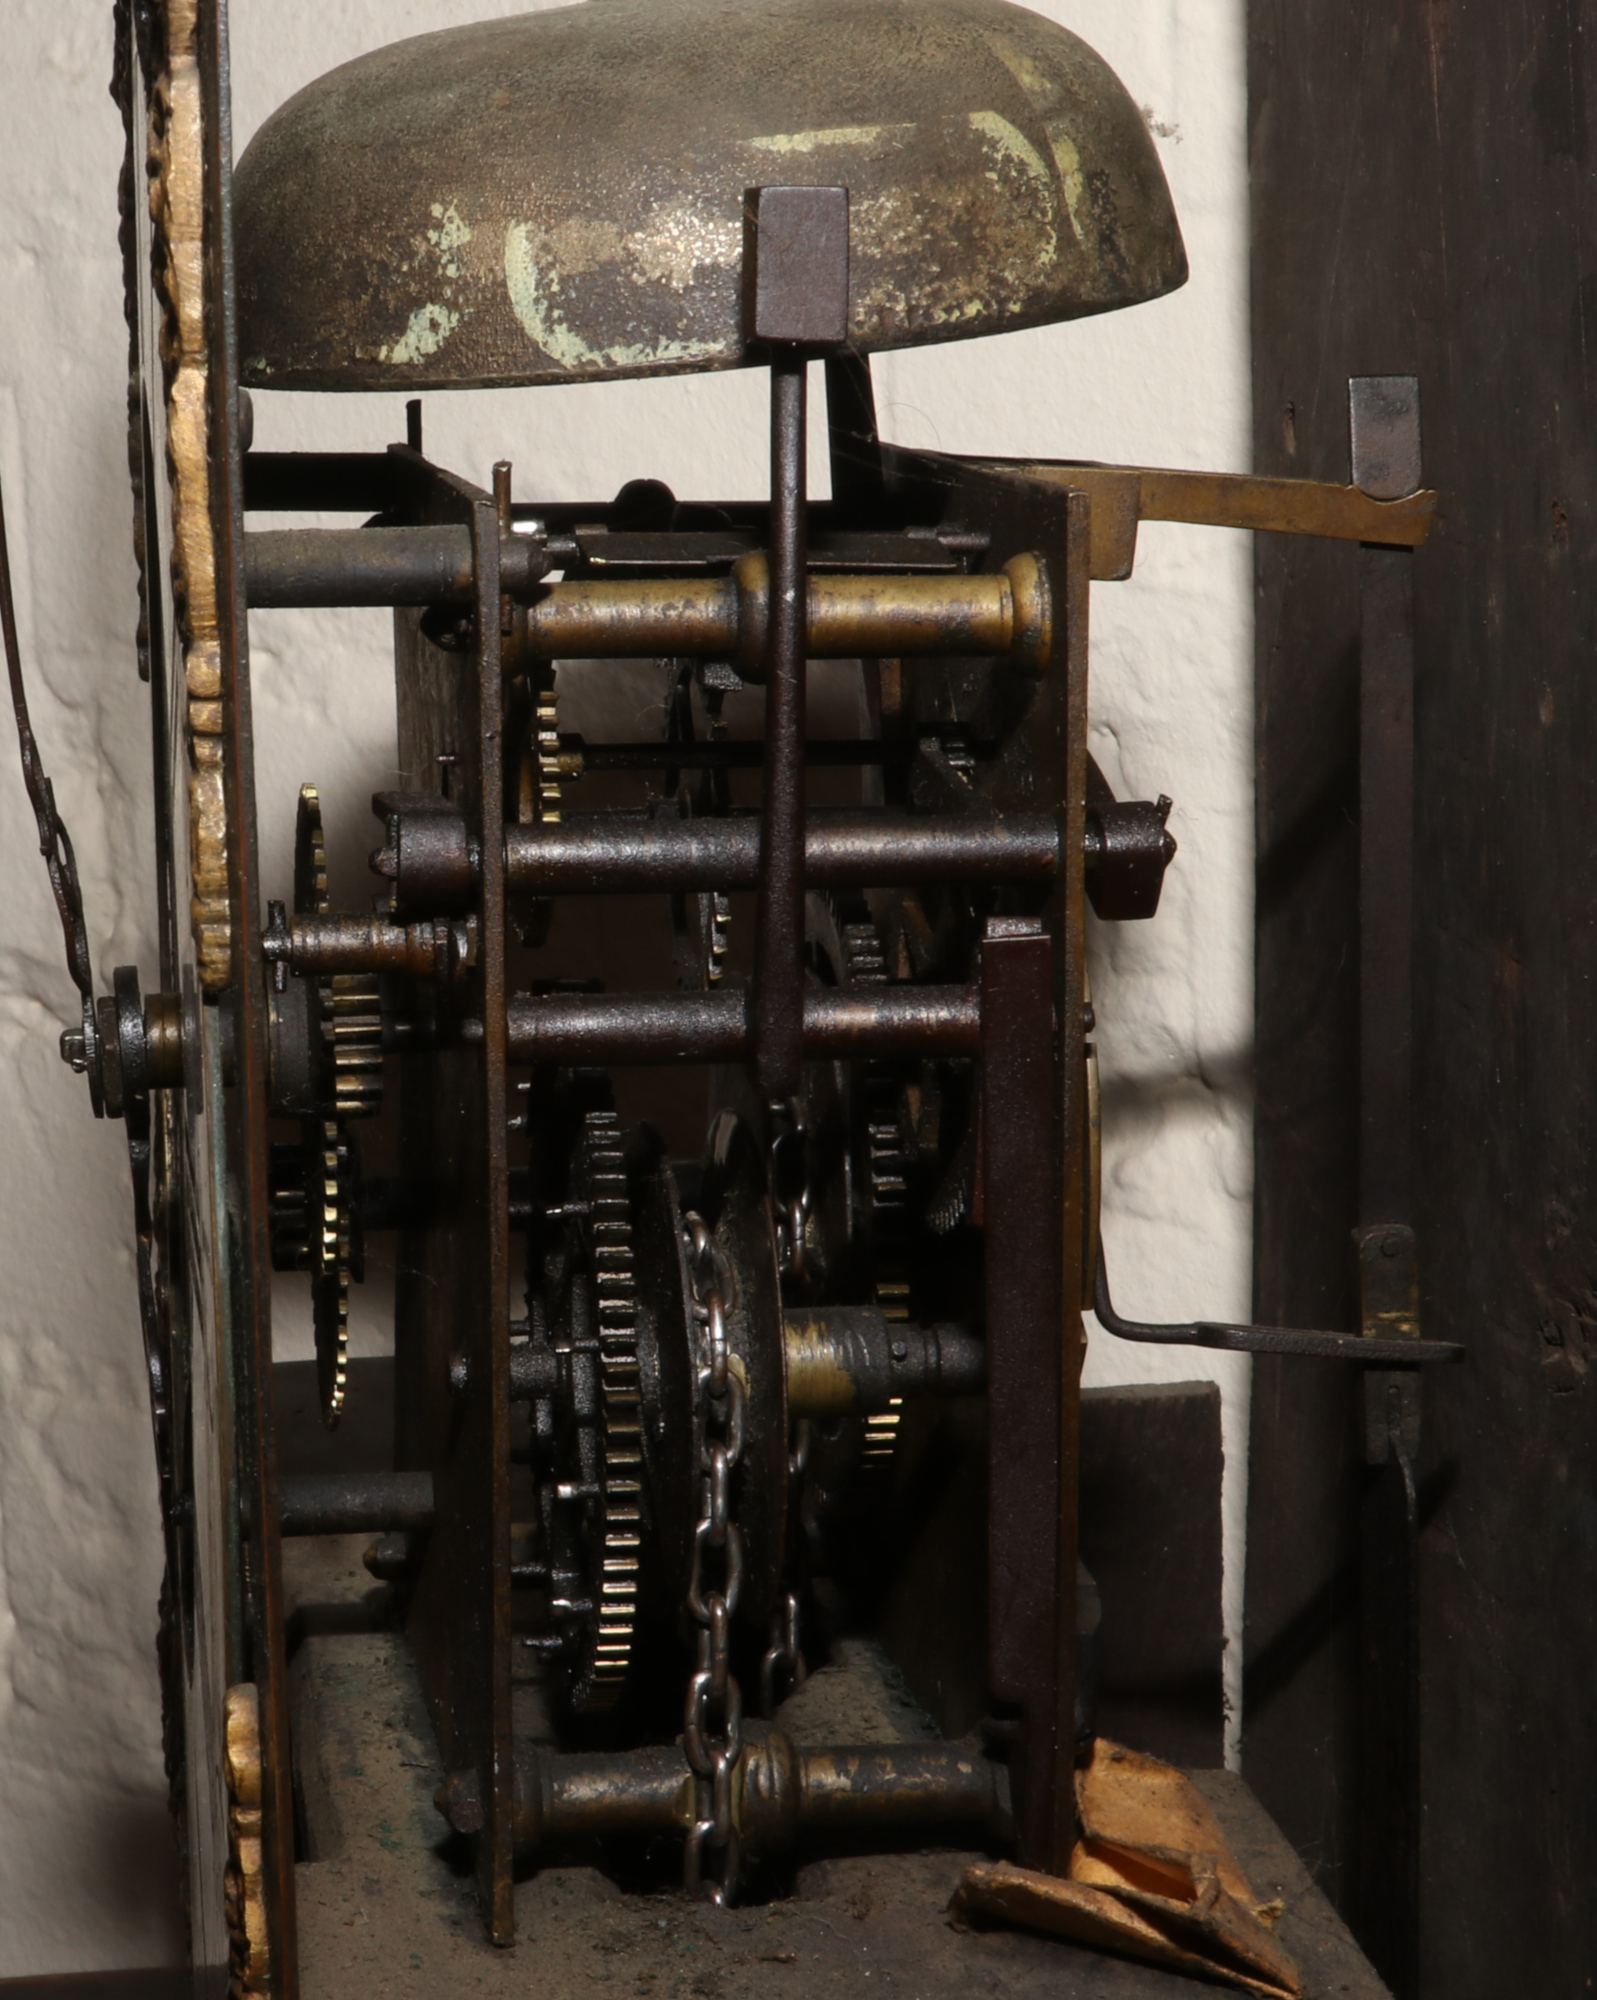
[755,350,808,1100]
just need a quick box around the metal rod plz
[278,1470,436,1536]
[569,736,901,772]
[797,1739,1003,1833]
[266,909,473,981]
[241,530,1049,670]
[755,355,809,1100]
[446,1726,1009,1858]
[1359,583,1415,1224]
[504,809,1060,897]
[244,525,547,605]
[501,985,980,1067]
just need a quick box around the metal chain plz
[681,1212,746,1904]
[769,1096,811,1284]
[763,1095,817,1714]
[760,1421,810,1717]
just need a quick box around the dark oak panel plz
[1249,3,1597,1992]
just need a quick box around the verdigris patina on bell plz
[234,0,1186,391]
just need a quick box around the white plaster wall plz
[0,0,1250,1972]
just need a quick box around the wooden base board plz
[283,1561,1386,2000]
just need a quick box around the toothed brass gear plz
[842,913,908,1472]
[294,781,328,918]
[861,1277,909,1469]
[841,919,887,987]
[508,660,564,946]
[535,672,564,823]
[326,973,383,1119]
[539,1110,643,1712]
[580,1113,643,1709]
[267,1114,360,1426]
[312,1116,357,1426]
[293,785,364,1425]
[295,783,385,1122]
[673,883,732,990]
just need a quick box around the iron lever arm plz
[1093,1244,1460,1363]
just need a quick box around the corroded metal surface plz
[146,0,232,988]
[233,0,1185,392]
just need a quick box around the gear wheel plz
[580,1112,644,1708]
[672,860,732,990]
[535,1109,643,1712]
[311,1115,360,1423]
[294,779,329,915]
[664,666,733,992]
[841,912,909,1470]
[293,784,371,1425]
[291,782,383,1121]
[327,973,383,1118]
[535,669,564,823]
[698,888,733,988]
[267,1111,363,1426]
[507,656,563,946]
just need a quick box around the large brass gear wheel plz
[293,784,369,1426]
[532,1108,643,1713]
[581,1111,644,1710]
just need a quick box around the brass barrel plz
[526,552,1049,674]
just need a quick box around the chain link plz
[760,1586,807,1718]
[759,1417,811,1715]
[769,1096,811,1284]
[681,1213,745,1903]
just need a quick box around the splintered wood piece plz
[951,1740,1303,1999]
[953,1861,1301,2000]
[1076,1737,1259,1907]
